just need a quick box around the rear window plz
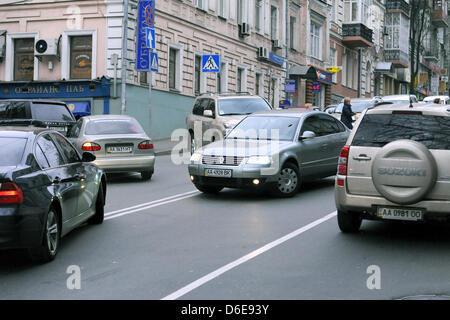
[0,137,27,166]
[0,101,30,119]
[218,97,272,116]
[85,119,145,135]
[352,113,450,150]
[31,103,75,122]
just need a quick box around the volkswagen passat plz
[189,110,350,197]
[0,127,106,262]
[68,115,155,180]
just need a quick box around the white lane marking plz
[105,190,200,220]
[161,211,337,300]
[105,190,199,217]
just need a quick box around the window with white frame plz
[330,47,337,83]
[255,0,264,33]
[168,44,183,91]
[255,72,264,96]
[62,30,96,80]
[353,58,358,90]
[365,62,371,93]
[195,0,207,11]
[270,77,279,108]
[237,0,244,24]
[271,5,279,41]
[342,52,347,87]
[309,22,322,60]
[237,66,247,92]
[217,61,228,93]
[5,33,39,82]
[347,54,353,89]
[218,0,227,19]
[344,0,369,23]
[290,16,297,50]
[194,55,202,95]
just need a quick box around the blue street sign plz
[146,28,156,49]
[150,52,158,72]
[136,0,155,71]
[202,55,220,72]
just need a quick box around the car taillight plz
[0,182,24,204]
[338,146,350,176]
[138,141,154,150]
[82,142,101,152]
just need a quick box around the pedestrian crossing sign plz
[151,52,158,72]
[202,55,220,72]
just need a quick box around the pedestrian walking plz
[341,97,355,129]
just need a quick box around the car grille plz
[202,155,244,166]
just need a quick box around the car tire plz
[88,183,105,225]
[337,210,362,233]
[28,207,61,263]
[273,162,300,198]
[194,184,223,194]
[141,170,153,181]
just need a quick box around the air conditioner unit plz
[257,47,269,60]
[240,23,251,36]
[34,38,59,57]
[272,39,282,49]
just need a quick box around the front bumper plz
[335,176,450,222]
[0,206,44,249]
[188,163,279,189]
[93,155,155,173]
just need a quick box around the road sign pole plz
[148,49,152,138]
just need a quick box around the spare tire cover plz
[371,140,437,205]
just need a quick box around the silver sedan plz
[68,115,155,180]
[188,110,350,197]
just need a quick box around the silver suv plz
[335,103,450,232]
[186,93,273,153]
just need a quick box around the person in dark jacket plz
[341,97,355,129]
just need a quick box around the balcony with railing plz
[432,0,448,27]
[384,49,409,68]
[342,23,373,48]
[386,0,410,16]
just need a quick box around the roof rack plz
[0,119,47,127]
[197,91,253,97]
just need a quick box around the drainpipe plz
[121,0,129,114]
[358,48,362,97]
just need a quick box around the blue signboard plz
[312,82,321,92]
[146,28,156,49]
[202,55,220,72]
[269,52,284,66]
[136,0,155,71]
[285,80,296,93]
[150,52,158,72]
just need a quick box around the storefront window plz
[70,36,92,79]
[14,38,34,81]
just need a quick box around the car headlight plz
[190,153,202,164]
[247,155,271,165]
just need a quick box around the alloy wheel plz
[46,210,59,255]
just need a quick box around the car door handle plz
[353,155,372,161]
[321,144,328,150]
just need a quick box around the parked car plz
[335,103,450,232]
[186,92,273,153]
[422,95,450,105]
[0,99,76,136]
[189,110,350,197]
[324,104,338,114]
[381,94,418,104]
[331,98,379,122]
[68,115,155,180]
[0,127,106,262]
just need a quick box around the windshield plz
[218,98,272,116]
[335,101,374,113]
[31,103,75,122]
[352,113,450,150]
[0,137,27,166]
[85,119,145,135]
[227,116,299,141]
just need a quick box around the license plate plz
[204,168,232,178]
[48,126,67,132]
[107,146,132,153]
[377,207,424,221]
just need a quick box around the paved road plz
[1,155,450,300]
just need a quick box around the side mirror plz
[82,152,96,163]
[203,110,214,118]
[299,131,316,141]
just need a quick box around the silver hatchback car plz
[68,115,155,180]
[189,110,350,197]
[336,103,450,232]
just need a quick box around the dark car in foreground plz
[0,127,106,262]
[0,99,76,135]
[189,110,350,197]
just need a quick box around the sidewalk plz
[152,137,178,156]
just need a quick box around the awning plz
[289,65,318,80]
[375,62,394,74]
[65,101,91,117]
